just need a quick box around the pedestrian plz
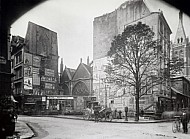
[114,109,117,119]
[140,109,144,117]
[94,107,99,123]
[118,110,122,119]
[181,108,189,134]
[125,106,128,121]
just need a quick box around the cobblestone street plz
[18,116,190,139]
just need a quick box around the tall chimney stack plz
[87,56,89,65]
[80,58,82,63]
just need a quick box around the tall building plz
[93,0,172,114]
[11,22,59,114]
[172,11,190,78]
[170,11,190,110]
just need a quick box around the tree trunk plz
[135,87,140,121]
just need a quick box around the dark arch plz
[62,83,70,95]
[72,81,89,96]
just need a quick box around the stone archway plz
[72,81,89,96]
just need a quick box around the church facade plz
[59,58,94,113]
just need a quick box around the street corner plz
[15,120,34,139]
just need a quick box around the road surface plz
[18,116,190,139]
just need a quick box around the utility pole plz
[105,84,107,108]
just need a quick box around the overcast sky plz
[11,0,190,69]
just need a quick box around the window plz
[174,51,178,57]
[181,37,183,43]
[15,51,22,65]
[177,38,180,44]
[15,67,22,79]
[179,49,184,59]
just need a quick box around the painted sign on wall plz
[45,68,54,77]
[24,66,32,77]
[24,77,33,90]
[33,55,41,67]
[24,53,32,65]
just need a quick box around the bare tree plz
[106,22,161,121]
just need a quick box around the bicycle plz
[172,116,181,133]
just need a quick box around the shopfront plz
[23,95,45,115]
[46,95,74,114]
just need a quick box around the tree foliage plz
[106,22,158,98]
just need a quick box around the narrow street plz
[18,116,190,139]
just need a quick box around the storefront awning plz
[24,102,35,105]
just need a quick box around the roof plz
[66,67,76,80]
[82,63,92,75]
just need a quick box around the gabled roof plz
[62,66,76,81]
[174,11,186,44]
[66,67,76,80]
[72,63,92,80]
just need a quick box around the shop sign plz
[45,83,55,89]
[47,96,74,100]
[0,56,6,64]
[41,76,56,83]
[45,68,54,77]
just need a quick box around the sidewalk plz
[15,120,34,139]
[52,115,174,123]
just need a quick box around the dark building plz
[11,22,59,114]
[171,76,190,111]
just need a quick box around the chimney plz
[87,56,89,65]
[60,58,63,74]
[80,58,82,63]
[59,58,63,83]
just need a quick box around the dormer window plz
[177,38,180,43]
[181,37,183,43]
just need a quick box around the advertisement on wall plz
[24,53,32,65]
[24,66,32,77]
[45,83,55,89]
[33,55,41,67]
[45,68,54,77]
[24,77,33,90]
[33,67,40,85]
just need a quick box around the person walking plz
[94,107,99,123]
[181,108,189,134]
[125,106,128,121]
[118,110,122,119]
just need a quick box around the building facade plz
[59,58,95,113]
[93,0,172,114]
[170,11,190,110]
[171,11,190,78]
[11,22,59,114]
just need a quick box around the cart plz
[98,107,113,122]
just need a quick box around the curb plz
[47,115,174,124]
[18,121,35,139]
